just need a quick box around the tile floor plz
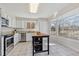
[7,37,79,56]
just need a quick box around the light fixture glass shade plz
[29,3,39,13]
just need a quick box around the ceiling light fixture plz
[29,3,39,13]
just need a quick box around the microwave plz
[1,17,9,27]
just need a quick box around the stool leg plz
[48,36,49,55]
[32,37,34,56]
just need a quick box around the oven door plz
[5,36,14,55]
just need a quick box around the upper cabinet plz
[16,19,40,32]
[0,8,16,28]
[1,17,9,27]
[0,8,9,27]
[8,16,16,28]
[1,8,8,18]
[16,20,23,28]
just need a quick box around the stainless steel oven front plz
[4,35,14,55]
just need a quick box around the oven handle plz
[6,36,14,41]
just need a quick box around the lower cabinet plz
[14,32,33,43]
[14,33,21,45]
[26,33,32,42]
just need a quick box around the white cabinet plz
[16,20,24,28]
[8,16,16,28]
[16,20,22,28]
[14,33,21,46]
[0,8,16,28]
[1,8,7,18]
[26,33,32,42]
[8,17,12,27]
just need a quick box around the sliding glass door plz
[50,14,79,40]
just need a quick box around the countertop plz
[0,27,39,35]
[32,32,49,37]
[16,28,38,33]
[0,27,15,35]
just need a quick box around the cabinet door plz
[26,33,32,42]
[16,20,22,28]
[14,33,21,45]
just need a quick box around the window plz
[27,22,35,29]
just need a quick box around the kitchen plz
[0,16,49,56]
[0,4,49,56]
[1,3,79,56]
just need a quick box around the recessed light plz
[29,3,39,13]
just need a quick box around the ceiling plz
[0,3,79,18]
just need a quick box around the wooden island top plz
[32,32,49,37]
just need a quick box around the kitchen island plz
[32,32,49,56]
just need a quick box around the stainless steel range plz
[4,35,14,56]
